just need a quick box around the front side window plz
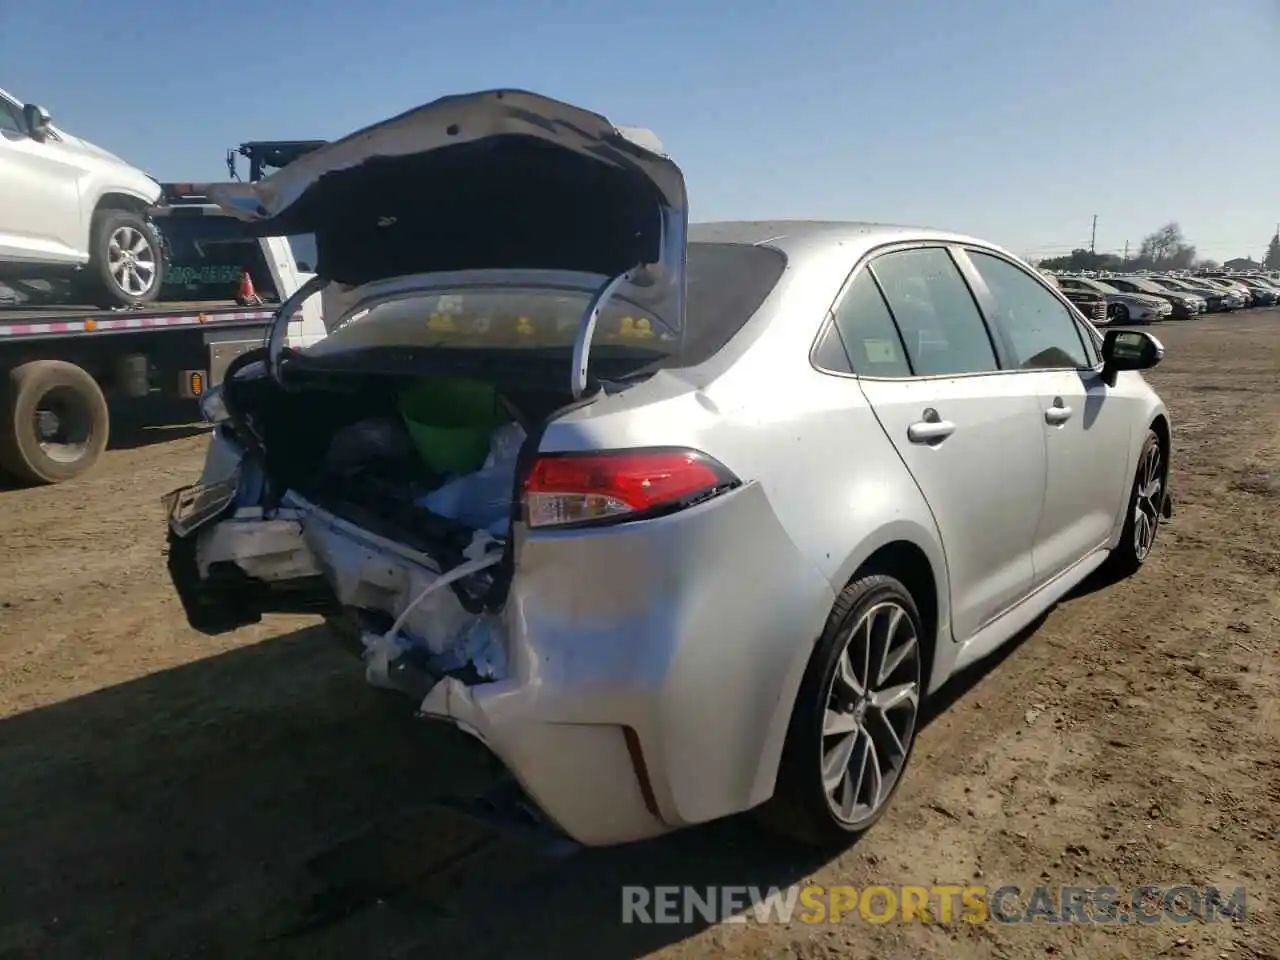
[967,250,1090,370]
[869,247,999,376]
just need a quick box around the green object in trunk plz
[398,378,505,475]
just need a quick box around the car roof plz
[689,219,1007,263]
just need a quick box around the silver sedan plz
[164,90,1174,850]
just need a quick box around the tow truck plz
[0,141,329,486]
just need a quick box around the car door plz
[842,245,1048,643]
[0,94,84,263]
[959,248,1134,586]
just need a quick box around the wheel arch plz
[752,524,949,807]
[829,520,950,686]
[1149,411,1171,466]
[93,191,155,217]
[849,539,942,693]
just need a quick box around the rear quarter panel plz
[531,246,949,820]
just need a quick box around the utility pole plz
[1123,240,1129,265]
[1090,215,1098,255]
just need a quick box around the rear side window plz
[680,242,787,366]
[825,270,911,377]
[289,234,317,273]
[870,248,999,376]
[966,251,1090,370]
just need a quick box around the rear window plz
[153,212,317,300]
[154,213,275,301]
[289,234,317,273]
[304,241,788,369]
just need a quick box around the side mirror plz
[22,103,51,142]
[1101,328,1163,386]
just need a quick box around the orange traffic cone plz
[236,269,262,306]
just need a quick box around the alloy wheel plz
[822,600,921,828]
[1134,443,1163,560]
[107,226,158,298]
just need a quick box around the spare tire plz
[0,360,110,485]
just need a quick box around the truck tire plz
[85,208,165,307]
[0,360,110,485]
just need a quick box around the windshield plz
[301,241,789,370]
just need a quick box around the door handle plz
[907,418,956,443]
[1044,399,1074,425]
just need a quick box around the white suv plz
[0,88,165,306]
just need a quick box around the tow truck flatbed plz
[0,300,277,341]
[0,163,324,487]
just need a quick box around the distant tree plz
[1266,233,1280,270]
[1038,248,1125,272]
[1135,222,1196,270]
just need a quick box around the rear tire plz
[0,360,110,485]
[1102,429,1166,579]
[85,208,165,307]
[757,574,924,848]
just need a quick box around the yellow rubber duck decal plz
[516,316,536,336]
[427,313,457,333]
[619,316,655,340]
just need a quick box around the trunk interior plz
[168,358,593,696]
[224,365,571,567]
[175,360,588,694]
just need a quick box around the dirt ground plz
[1,312,1277,960]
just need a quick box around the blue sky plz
[4,0,1277,263]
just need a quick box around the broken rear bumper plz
[411,481,835,847]
[166,437,835,848]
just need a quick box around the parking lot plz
[0,311,1277,959]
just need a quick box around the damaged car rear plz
[165,90,1174,853]
[164,90,834,848]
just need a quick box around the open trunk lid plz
[207,90,689,394]
[169,91,696,670]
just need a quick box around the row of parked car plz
[1042,269,1280,325]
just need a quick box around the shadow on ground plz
[0,598,1060,960]
[107,404,210,452]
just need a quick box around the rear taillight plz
[523,448,739,529]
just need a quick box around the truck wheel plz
[86,208,165,307]
[0,361,110,485]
